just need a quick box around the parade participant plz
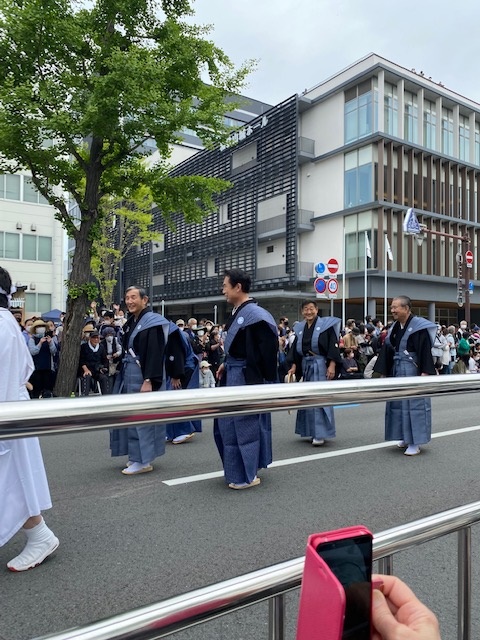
[215,269,278,490]
[0,266,59,571]
[165,326,201,445]
[286,300,342,446]
[374,295,436,456]
[110,286,185,475]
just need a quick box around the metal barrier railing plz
[2,375,479,639]
[34,501,480,640]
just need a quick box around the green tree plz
[0,0,250,396]
[91,185,162,309]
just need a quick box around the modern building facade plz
[123,54,480,326]
[0,173,65,318]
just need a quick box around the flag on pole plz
[385,235,393,261]
[365,231,372,259]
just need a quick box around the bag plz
[284,373,296,383]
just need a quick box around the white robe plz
[0,308,52,546]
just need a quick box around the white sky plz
[190,0,480,106]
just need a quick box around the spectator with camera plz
[28,319,57,398]
[78,330,110,395]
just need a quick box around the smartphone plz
[296,526,373,640]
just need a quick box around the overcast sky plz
[190,0,480,106]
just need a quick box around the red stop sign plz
[327,258,339,274]
[466,250,473,268]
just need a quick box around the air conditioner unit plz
[16,222,22,230]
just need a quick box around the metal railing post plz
[268,594,286,640]
[458,527,472,640]
[377,555,393,575]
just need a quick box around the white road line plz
[162,424,480,486]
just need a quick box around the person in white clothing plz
[0,266,59,572]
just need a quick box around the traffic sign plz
[469,281,474,293]
[327,278,338,294]
[314,278,326,294]
[327,258,339,274]
[466,250,473,268]
[315,262,326,274]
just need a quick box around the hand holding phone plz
[296,526,373,640]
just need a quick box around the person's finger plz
[374,574,422,611]
[372,589,400,637]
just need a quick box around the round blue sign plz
[314,278,326,294]
[315,262,326,275]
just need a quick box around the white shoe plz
[7,531,59,572]
[172,433,194,444]
[312,438,325,446]
[121,462,153,475]
[404,445,421,456]
[396,441,406,448]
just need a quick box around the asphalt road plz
[2,394,480,640]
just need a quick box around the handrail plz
[2,374,480,440]
[36,501,480,640]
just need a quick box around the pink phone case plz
[295,526,373,640]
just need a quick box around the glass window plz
[475,122,480,166]
[38,293,51,313]
[0,231,3,257]
[404,91,418,144]
[423,99,436,150]
[344,211,374,271]
[344,147,373,207]
[23,178,39,203]
[23,234,37,260]
[344,83,374,143]
[442,108,454,156]
[384,82,398,136]
[38,236,52,261]
[25,292,36,312]
[5,174,20,200]
[459,115,470,161]
[5,232,19,259]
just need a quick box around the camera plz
[45,330,54,338]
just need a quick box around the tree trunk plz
[54,222,95,397]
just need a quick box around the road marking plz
[162,424,480,486]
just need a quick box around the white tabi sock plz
[7,519,59,572]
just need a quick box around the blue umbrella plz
[41,308,64,322]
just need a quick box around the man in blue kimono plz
[287,300,343,446]
[214,269,278,490]
[165,328,202,444]
[110,286,185,475]
[374,295,437,456]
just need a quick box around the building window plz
[266,245,274,254]
[25,292,52,314]
[459,115,470,162]
[218,203,230,225]
[0,231,20,259]
[404,91,418,144]
[344,81,374,143]
[21,235,52,262]
[442,108,454,156]
[344,210,375,271]
[475,122,480,166]
[231,141,257,170]
[384,82,398,136]
[23,178,49,205]
[423,99,436,150]
[344,146,373,208]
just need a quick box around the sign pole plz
[464,238,471,327]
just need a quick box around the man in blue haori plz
[214,269,278,490]
[287,299,342,447]
[110,286,186,475]
[374,295,437,456]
